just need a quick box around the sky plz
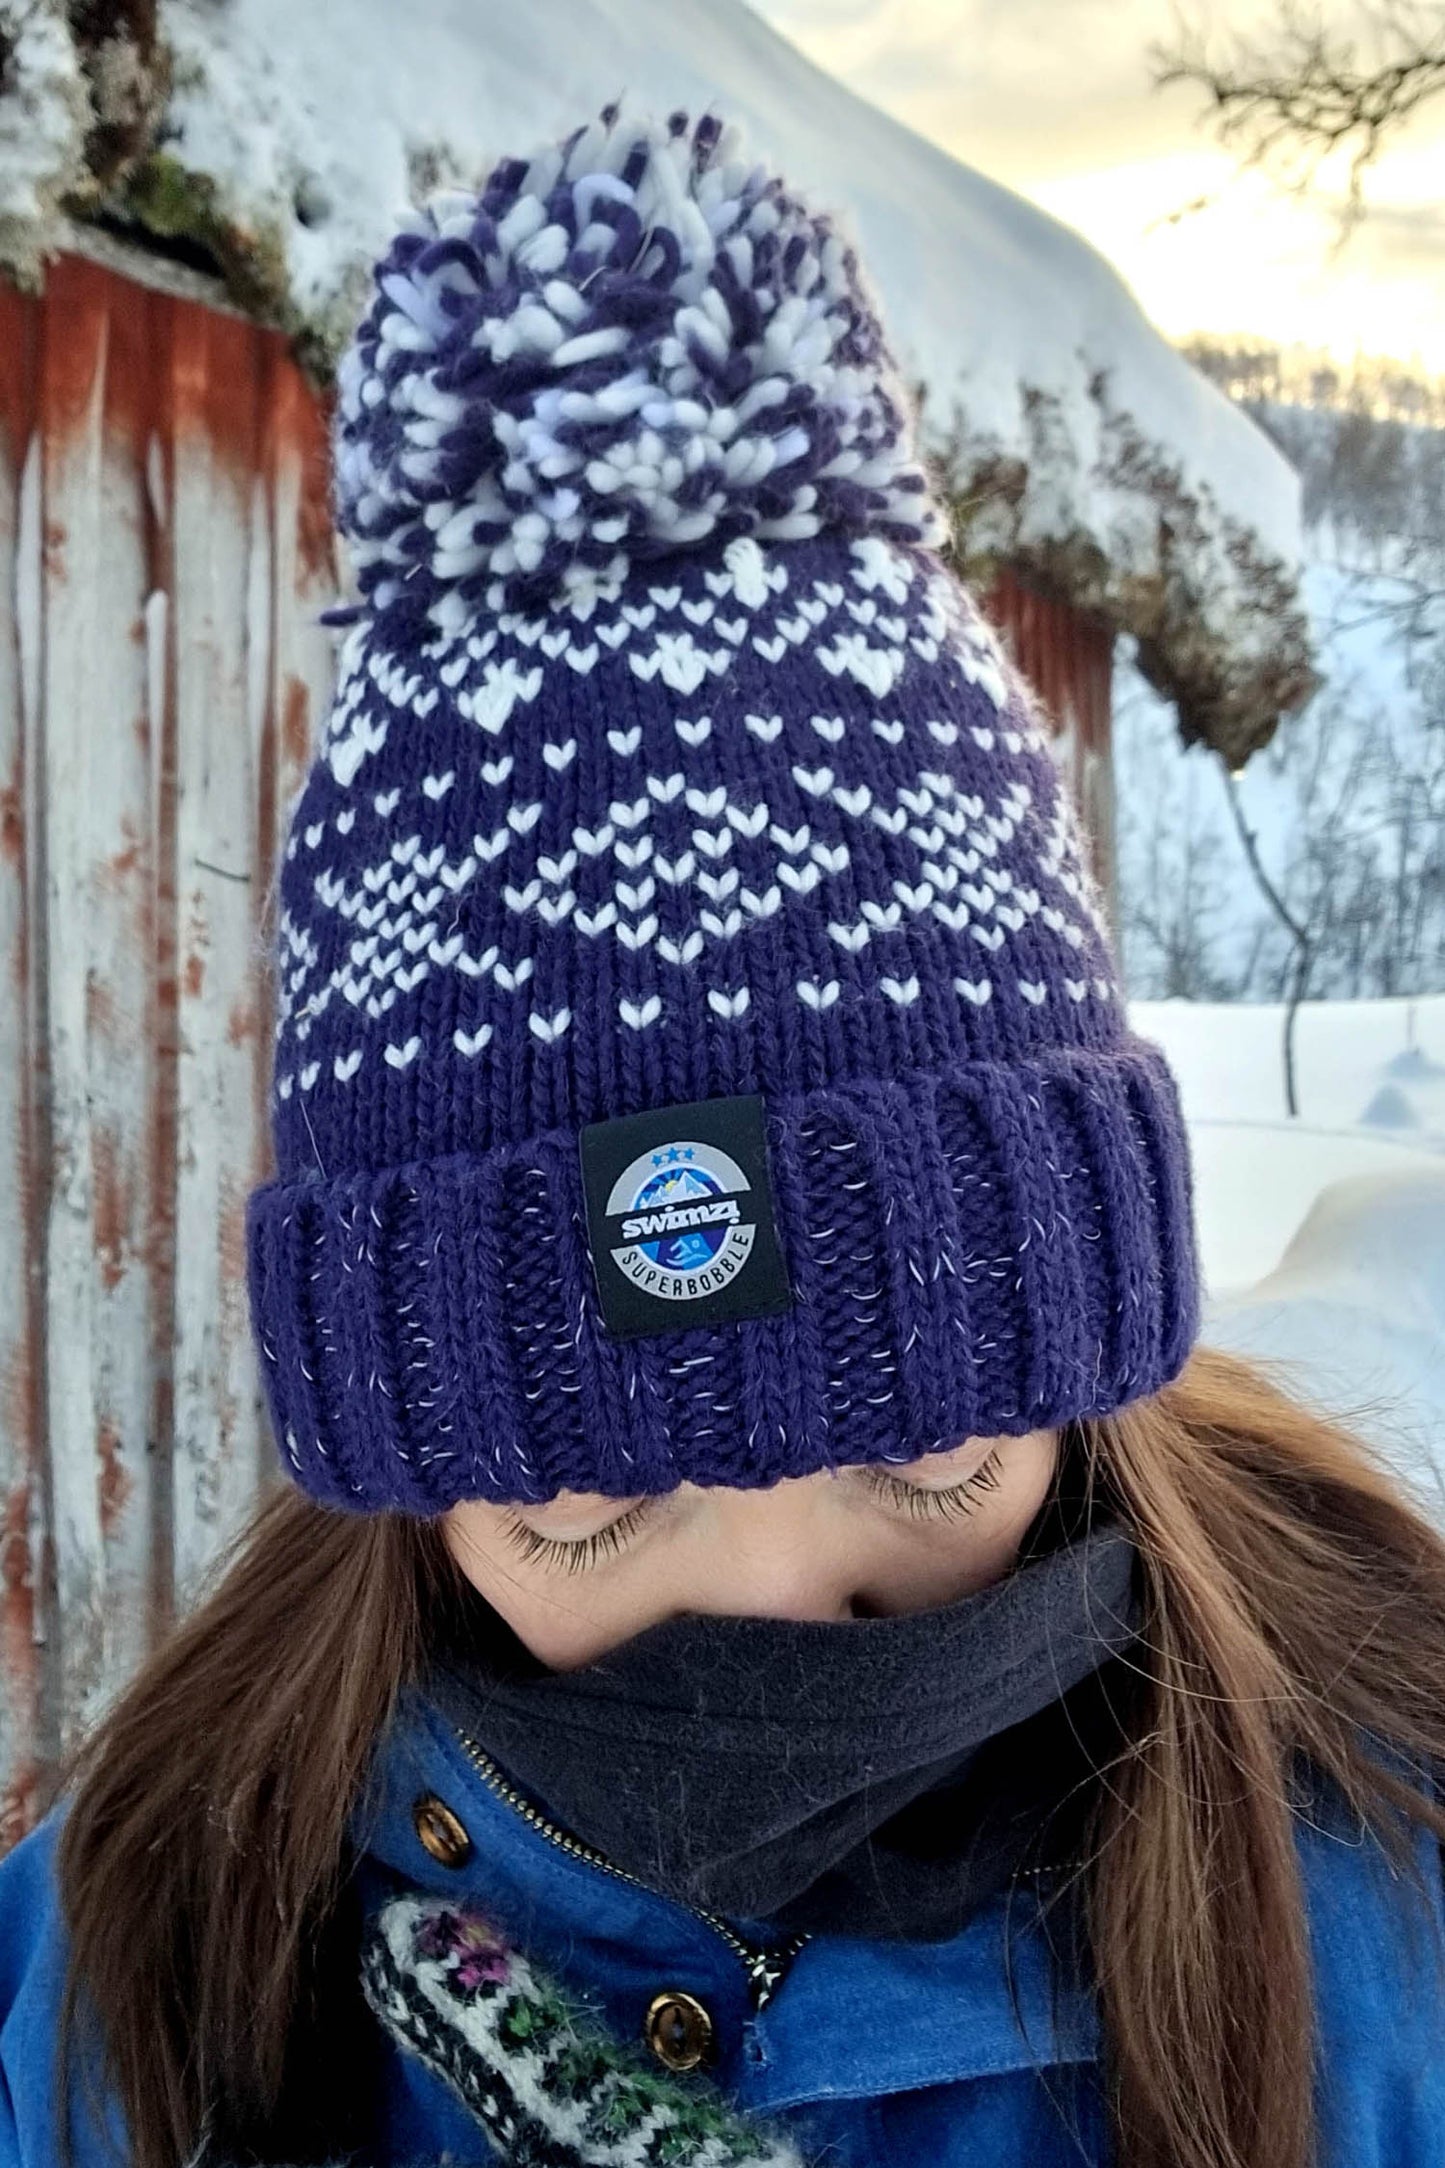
[744,0,1445,372]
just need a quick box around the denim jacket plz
[3,1682,1443,2167]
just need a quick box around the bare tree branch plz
[1218,756,1316,1114]
[1151,0,1445,243]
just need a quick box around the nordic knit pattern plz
[244,101,1202,1512]
[359,1895,805,2168]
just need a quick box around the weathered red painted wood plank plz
[0,273,44,1852]
[0,250,338,1837]
[984,564,1116,904]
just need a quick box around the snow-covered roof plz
[6,0,1317,762]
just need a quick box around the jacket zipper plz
[450,1724,808,2012]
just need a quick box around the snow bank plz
[1189,1120,1439,1294]
[1133,991,1445,1288]
[1133,992,1445,1143]
[4,0,1312,757]
[1134,992,1445,1516]
[1203,1169,1445,1524]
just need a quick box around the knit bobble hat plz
[244,101,1202,1516]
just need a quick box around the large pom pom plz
[332,101,949,636]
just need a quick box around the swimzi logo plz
[608,1138,755,1299]
[579,1094,793,1339]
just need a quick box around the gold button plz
[644,1989,715,2072]
[413,1792,473,1869]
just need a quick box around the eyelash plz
[502,1500,657,1576]
[861,1447,1004,1521]
[502,1447,1007,1572]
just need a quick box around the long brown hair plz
[49,1343,1445,2168]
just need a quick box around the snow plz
[1194,1117,1440,1289]
[147,0,1285,524]
[0,0,89,285]
[189,1,1298,518]
[150,0,1300,552]
[1206,1169,1445,1521]
[1136,993,1445,1155]
[1115,397,1444,1507]
[1133,993,1445,1515]
[0,0,1308,742]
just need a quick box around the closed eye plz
[500,1445,1008,1573]
[860,1446,1004,1522]
[502,1500,657,1574]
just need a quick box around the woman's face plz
[443,1427,1060,1669]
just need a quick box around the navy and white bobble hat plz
[244,102,1202,1515]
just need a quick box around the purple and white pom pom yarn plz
[331,103,949,638]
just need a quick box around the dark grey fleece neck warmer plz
[424,1509,1140,1940]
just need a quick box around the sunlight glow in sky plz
[745,0,1444,370]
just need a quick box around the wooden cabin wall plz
[983,564,1116,912]
[0,253,336,1846]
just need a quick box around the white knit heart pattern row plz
[272,964,1119,1098]
[320,536,1020,788]
[275,760,1102,1051]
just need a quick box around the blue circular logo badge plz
[604,1140,756,1302]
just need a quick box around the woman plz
[4,101,1445,2168]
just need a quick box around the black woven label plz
[579,1093,794,1340]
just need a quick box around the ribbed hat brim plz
[245,1034,1200,1513]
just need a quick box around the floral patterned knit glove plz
[358,1894,808,2168]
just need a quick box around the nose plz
[692,1478,863,1623]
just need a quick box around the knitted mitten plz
[359,1893,806,2168]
